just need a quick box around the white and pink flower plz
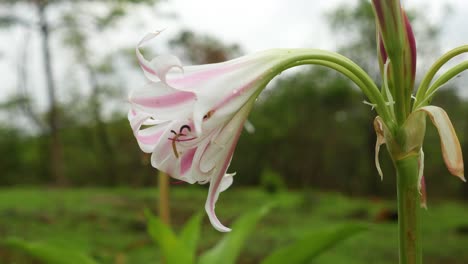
[128,31,301,232]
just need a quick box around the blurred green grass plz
[0,187,467,264]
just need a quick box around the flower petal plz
[128,109,169,153]
[163,51,281,134]
[419,106,465,181]
[373,116,386,180]
[136,31,183,83]
[204,99,255,232]
[129,82,196,120]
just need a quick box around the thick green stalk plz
[395,154,422,264]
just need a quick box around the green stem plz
[395,154,422,264]
[415,45,468,102]
[414,61,468,109]
[267,49,394,126]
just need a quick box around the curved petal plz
[419,106,465,181]
[128,109,170,153]
[203,99,255,232]
[136,31,183,83]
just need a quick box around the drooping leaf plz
[373,116,386,179]
[144,209,193,264]
[261,224,366,264]
[419,106,464,181]
[3,237,99,264]
[198,205,272,264]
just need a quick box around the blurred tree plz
[169,30,242,64]
[0,0,158,185]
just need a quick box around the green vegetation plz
[1,188,467,263]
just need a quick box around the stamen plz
[180,125,191,133]
[171,138,179,159]
[169,124,195,159]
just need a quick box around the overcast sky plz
[0,0,467,114]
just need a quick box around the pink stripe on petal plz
[139,61,158,75]
[132,92,195,108]
[137,129,164,145]
[180,148,197,175]
[170,62,244,86]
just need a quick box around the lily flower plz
[128,31,383,232]
[129,32,278,232]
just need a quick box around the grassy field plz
[0,186,467,263]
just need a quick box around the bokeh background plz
[0,0,467,263]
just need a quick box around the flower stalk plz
[158,172,171,226]
[395,154,422,264]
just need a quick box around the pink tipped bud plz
[372,0,418,106]
[402,11,417,89]
[372,0,405,57]
[377,33,388,77]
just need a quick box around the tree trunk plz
[38,2,67,186]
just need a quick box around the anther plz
[180,125,191,133]
[203,110,214,120]
[169,124,193,159]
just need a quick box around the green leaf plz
[261,224,366,264]
[3,237,99,264]
[179,212,203,260]
[199,205,272,264]
[145,209,193,264]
